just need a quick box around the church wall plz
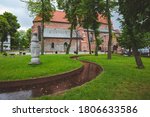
[32,21,118,53]
[44,38,78,53]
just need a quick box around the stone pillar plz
[29,33,40,65]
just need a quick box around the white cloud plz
[0,5,12,14]
[0,0,121,30]
[112,11,121,29]
[0,0,33,30]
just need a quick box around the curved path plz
[0,56,103,100]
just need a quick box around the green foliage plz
[118,0,150,68]
[0,54,82,81]
[118,0,150,49]
[0,12,19,52]
[118,25,132,49]
[11,32,20,50]
[12,29,32,50]
[18,30,29,50]
[22,0,55,55]
[38,55,150,100]
[78,0,105,56]
[3,12,20,50]
[26,28,32,44]
[57,0,81,54]
[78,0,104,29]
[0,15,10,33]
[3,12,20,36]
[0,12,20,51]
[27,0,55,22]
[0,15,10,38]
[96,36,103,46]
[144,32,150,46]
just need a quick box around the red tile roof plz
[34,10,108,24]
[97,14,108,24]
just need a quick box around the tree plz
[11,32,19,50]
[57,0,81,54]
[117,25,132,56]
[78,0,105,56]
[22,0,55,55]
[0,12,20,52]
[0,15,10,52]
[19,30,29,50]
[26,28,32,45]
[118,0,150,68]
[3,12,20,50]
[77,1,92,54]
[106,0,113,59]
[13,30,31,50]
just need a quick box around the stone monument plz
[29,33,40,64]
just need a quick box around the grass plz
[38,54,150,100]
[0,54,82,81]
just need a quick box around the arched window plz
[51,42,54,48]
[64,42,68,48]
[64,42,68,51]
[89,32,94,42]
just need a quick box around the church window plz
[51,42,55,48]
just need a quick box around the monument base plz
[29,58,40,65]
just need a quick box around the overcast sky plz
[0,0,33,30]
[0,0,121,31]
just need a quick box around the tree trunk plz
[87,28,91,54]
[128,47,132,56]
[95,43,98,56]
[75,30,78,54]
[76,38,78,54]
[0,41,3,53]
[66,26,73,54]
[132,47,144,69]
[94,30,98,56]
[41,0,44,55]
[41,21,44,55]
[106,0,112,59]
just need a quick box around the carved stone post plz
[29,33,40,64]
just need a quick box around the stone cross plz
[29,33,40,65]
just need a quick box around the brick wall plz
[44,38,78,52]
[32,21,118,53]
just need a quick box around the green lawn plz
[0,54,82,81]
[38,54,150,100]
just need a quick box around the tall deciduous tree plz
[99,0,117,59]
[106,0,112,59]
[57,0,81,54]
[0,15,10,52]
[77,0,93,54]
[78,0,105,56]
[0,12,20,52]
[118,0,150,68]
[117,25,132,56]
[18,30,30,50]
[22,0,55,55]
[26,28,32,45]
[3,12,20,50]
[13,29,31,50]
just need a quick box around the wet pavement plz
[0,58,102,100]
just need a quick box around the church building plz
[32,10,118,53]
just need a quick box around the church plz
[32,10,119,53]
